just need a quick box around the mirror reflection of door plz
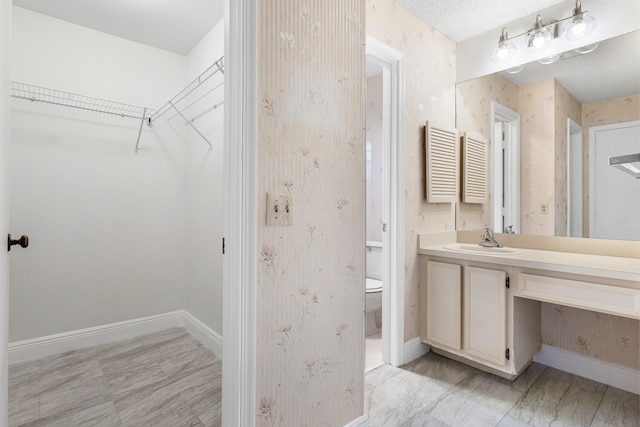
[491,102,520,234]
[567,118,583,237]
[589,120,640,240]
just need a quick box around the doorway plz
[365,35,405,369]
[491,102,520,234]
[589,120,640,240]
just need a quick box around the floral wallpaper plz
[456,73,519,230]
[542,303,639,369]
[366,0,457,341]
[256,1,365,425]
[553,80,582,237]
[366,74,384,243]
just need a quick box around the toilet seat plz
[366,278,383,293]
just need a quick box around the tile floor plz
[366,333,384,372]
[8,327,221,427]
[365,352,640,427]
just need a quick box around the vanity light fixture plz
[564,0,597,41]
[489,1,597,64]
[526,15,557,53]
[538,54,560,65]
[574,42,598,54]
[609,153,640,179]
[504,65,524,74]
[490,28,517,62]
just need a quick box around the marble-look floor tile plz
[591,387,640,427]
[404,352,475,387]
[158,344,218,379]
[20,401,122,427]
[506,371,606,426]
[39,375,111,419]
[400,411,451,427]
[103,362,168,402]
[366,368,459,426]
[511,363,547,392]
[193,387,222,427]
[365,363,403,388]
[8,396,40,427]
[425,372,524,427]
[9,360,41,381]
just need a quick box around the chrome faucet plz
[480,227,503,248]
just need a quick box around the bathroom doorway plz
[365,36,405,370]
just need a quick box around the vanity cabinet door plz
[464,266,507,366]
[426,261,462,350]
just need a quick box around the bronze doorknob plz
[7,234,29,251]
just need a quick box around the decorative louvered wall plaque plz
[462,131,488,204]
[425,122,459,203]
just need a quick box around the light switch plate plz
[266,193,294,226]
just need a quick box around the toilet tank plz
[366,241,383,281]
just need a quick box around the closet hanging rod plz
[165,81,224,123]
[149,56,224,124]
[10,82,150,120]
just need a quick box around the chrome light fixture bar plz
[609,153,640,179]
[490,0,597,64]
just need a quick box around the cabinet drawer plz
[516,273,640,319]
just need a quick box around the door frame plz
[490,102,520,233]
[365,35,405,367]
[222,0,257,424]
[567,118,583,237]
[1,1,11,423]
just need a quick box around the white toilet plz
[365,242,383,336]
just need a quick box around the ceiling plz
[394,0,568,42]
[12,0,224,56]
[12,0,638,103]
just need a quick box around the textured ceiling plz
[12,0,224,55]
[394,0,567,41]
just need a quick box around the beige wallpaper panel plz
[257,1,365,425]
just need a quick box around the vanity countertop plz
[418,238,640,283]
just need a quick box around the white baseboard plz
[402,337,430,365]
[343,415,368,427]
[183,311,223,358]
[534,344,640,395]
[8,310,223,365]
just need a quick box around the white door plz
[1,0,11,422]
[589,121,640,240]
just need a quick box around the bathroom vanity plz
[418,232,640,381]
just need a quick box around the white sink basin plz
[442,243,523,256]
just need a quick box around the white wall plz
[9,7,194,341]
[184,21,225,336]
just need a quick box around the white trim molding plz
[365,34,406,368]
[402,337,430,366]
[183,311,223,357]
[534,344,640,395]
[9,311,186,364]
[343,415,369,427]
[223,0,257,425]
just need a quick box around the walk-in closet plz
[7,2,224,425]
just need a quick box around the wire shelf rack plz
[10,55,224,152]
[11,82,150,120]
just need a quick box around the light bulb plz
[564,1,596,41]
[490,28,516,62]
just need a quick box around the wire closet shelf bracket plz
[148,56,224,151]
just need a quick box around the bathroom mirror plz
[455,29,640,240]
